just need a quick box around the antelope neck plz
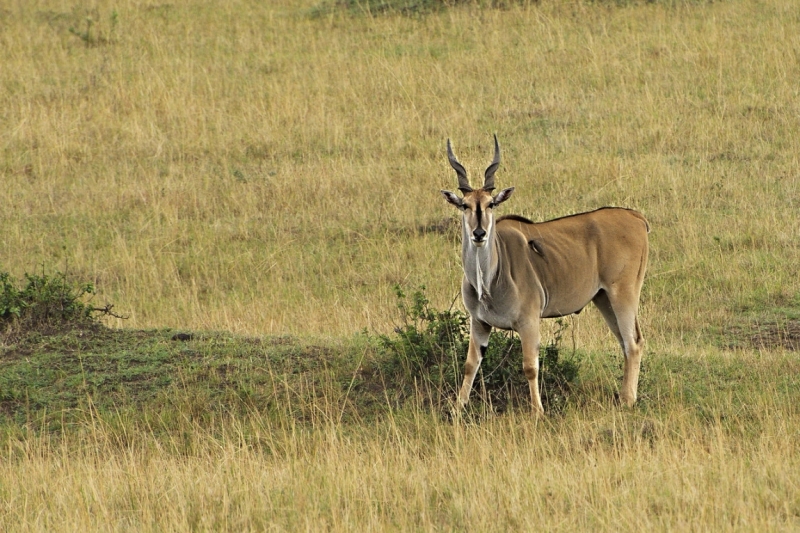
[462,216,498,302]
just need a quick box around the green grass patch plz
[0,327,377,437]
[4,322,800,443]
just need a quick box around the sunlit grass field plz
[2,0,800,530]
[3,0,798,339]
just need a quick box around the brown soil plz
[743,320,800,351]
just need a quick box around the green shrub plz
[311,0,446,17]
[378,285,468,407]
[539,318,581,413]
[379,285,581,414]
[310,0,524,18]
[0,269,114,335]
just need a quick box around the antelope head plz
[441,135,514,248]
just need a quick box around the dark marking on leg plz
[480,345,488,357]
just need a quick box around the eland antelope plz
[441,136,649,414]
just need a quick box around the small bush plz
[310,0,522,18]
[379,285,581,414]
[0,269,115,337]
[311,0,444,17]
[539,318,581,413]
[67,9,118,47]
[378,285,468,406]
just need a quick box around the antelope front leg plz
[457,318,491,409]
[518,322,545,416]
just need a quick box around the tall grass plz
[3,317,800,530]
[3,352,800,531]
[2,0,798,342]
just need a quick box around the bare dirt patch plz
[729,320,800,351]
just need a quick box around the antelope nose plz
[473,228,486,241]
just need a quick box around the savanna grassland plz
[2,0,800,530]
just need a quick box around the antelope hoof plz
[449,401,466,423]
[453,396,468,413]
[615,391,637,408]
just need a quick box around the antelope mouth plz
[471,238,487,247]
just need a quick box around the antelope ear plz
[491,187,515,207]
[441,190,464,209]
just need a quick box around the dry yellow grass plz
[2,349,800,531]
[2,0,798,342]
[3,0,800,530]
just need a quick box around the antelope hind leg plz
[596,290,643,407]
[518,322,545,416]
[618,316,644,406]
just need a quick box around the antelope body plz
[441,137,649,414]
